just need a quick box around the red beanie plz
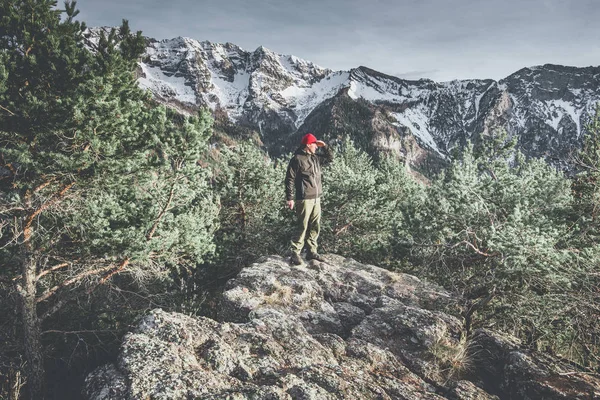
[301,133,317,145]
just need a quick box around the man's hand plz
[315,140,326,147]
[286,200,294,210]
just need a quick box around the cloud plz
[395,69,441,80]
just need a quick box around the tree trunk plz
[17,252,44,400]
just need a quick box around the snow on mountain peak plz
[127,32,600,163]
[137,35,348,125]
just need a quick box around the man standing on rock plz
[285,133,334,265]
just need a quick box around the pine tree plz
[209,141,289,271]
[570,105,600,246]
[564,105,600,366]
[321,140,380,255]
[320,139,420,263]
[0,2,217,397]
[398,131,576,347]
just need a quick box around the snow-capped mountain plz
[136,36,347,132]
[118,32,600,168]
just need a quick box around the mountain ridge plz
[85,28,600,169]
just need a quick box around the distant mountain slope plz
[86,29,600,170]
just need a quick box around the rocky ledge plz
[85,255,600,399]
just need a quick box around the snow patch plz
[547,99,582,135]
[390,109,444,156]
[348,81,403,103]
[348,75,430,104]
[281,71,349,126]
[211,71,251,118]
[138,63,197,104]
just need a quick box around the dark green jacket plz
[285,146,334,201]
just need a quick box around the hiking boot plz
[290,253,303,265]
[306,252,325,262]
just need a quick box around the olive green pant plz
[290,198,321,255]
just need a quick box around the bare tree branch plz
[35,263,70,280]
[23,182,75,243]
[335,222,353,236]
[0,104,16,116]
[454,240,496,257]
[87,258,130,295]
[41,329,119,335]
[146,180,177,240]
[36,264,115,303]
[0,207,27,215]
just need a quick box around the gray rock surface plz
[85,255,600,399]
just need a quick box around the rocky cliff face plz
[100,29,600,168]
[85,255,600,399]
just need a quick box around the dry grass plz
[263,280,293,306]
[428,334,474,382]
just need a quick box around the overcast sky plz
[77,0,599,82]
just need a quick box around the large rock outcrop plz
[85,255,600,399]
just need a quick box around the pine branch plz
[41,329,119,335]
[35,262,70,280]
[0,104,16,116]
[87,257,130,295]
[146,180,177,240]
[36,264,115,303]
[23,182,75,242]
